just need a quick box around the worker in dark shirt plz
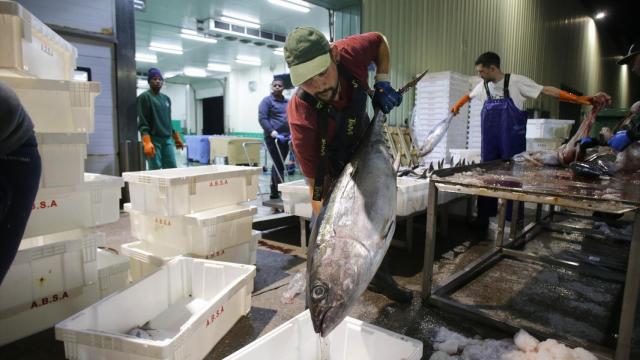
[258,78,290,199]
[0,81,41,285]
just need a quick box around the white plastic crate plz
[0,283,99,346]
[1,76,100,133]
[24,173,124,238]
[526,119,575,139]
[56,257,256,360]
[0,1,77,80]
[123,165,261,217]
[36,132,88,188]
[97,248,130,300]
[122,230,260,281]
[224,310,423,360]
[279,180,312,219]
[125,203,256,258]
[0,229,99,317]
[526,138,564,152]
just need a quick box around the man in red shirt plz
[284,27,410,303]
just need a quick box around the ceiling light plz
[149,42,183,55]
[220,13,261,29]
[594,12,606,20]
[163,71,182,78]
[235,55,261,66]
[183,67,208,77]
[273,48,284,56]
[180,29,218,43]
[268,0,310,13]
[207,63,232,72]
[137,79,149,88]
[135,53,158,63]
[133,0,146,11]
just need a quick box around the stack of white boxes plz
[414,71,471,166]
[121,166,263,281]
[467,76,483,152]
[0,1,127,346]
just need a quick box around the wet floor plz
[1,187,639,359]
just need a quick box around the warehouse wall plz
[363,0,640,126]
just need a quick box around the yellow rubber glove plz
[172,132,184,150]
[558,90,591,105]
[142,134,156,158]
[451,95,471,115]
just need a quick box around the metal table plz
[421,160,640,359]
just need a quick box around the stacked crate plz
[0,1,126,346]
[467,76,483,151]
[414,71,471,166]
[121,166,263,281]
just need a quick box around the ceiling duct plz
[201,19,286,47]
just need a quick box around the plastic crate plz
[36,132,88,188]
[125,203,256,257]
[526,138,564,152]
[0,229,99,317]
[0,76,100,133]
[56,257,255,360]
[526,119,575,139]
[97,248,130,300]
[121,230,261,281]
[224,310,423,360]
[24,173,124,238]
[0,283,98,346]
[185,135,211,163]
[279,180,312,219]
[0,1,77,80]
[124,165,261,217]
[209,136,262,166]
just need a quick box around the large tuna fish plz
[307,109,397,337]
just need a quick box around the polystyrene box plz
[36,132,88,188]
[0,76,100,133]
[125,203,256,257]
[123,165,261,217]
[0,1,77,80]
[280,179,431,218]
[56,257,256,360]
[24,173,124,238]
[0,229,100,334]
[526,119,575,139]
[97,248,130,300]
[526,138,564,152]
[121,230,261,282]
[224,310,423,360]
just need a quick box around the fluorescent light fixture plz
[180,29,218,43]
[133,0,145,11]
[268,0,310,13]
[149,42,183,55]
[595,12,606,20]
[273,47,284,56]
[183,66,208,77]
[220,13,261,29]
[73,70,89,81]
[135,53,158,63]
[207,63,232,72]
[137,79,149,88]
[235,55,261,65]
[163,71,182,78]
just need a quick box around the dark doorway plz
[559,85,583,137]
[202,96,224,135]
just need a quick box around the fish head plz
[307,233,369,337]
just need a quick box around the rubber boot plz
[368,256,413,303]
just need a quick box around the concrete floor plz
[1,173,639,359]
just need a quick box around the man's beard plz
[315,83,339,102]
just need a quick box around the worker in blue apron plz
[451,52,612,230]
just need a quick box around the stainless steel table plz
[422,160,640,359]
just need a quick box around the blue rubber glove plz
[607,130,632,152]
[373,81,402,114]
[578,137,598,148]
[276,134,290,143]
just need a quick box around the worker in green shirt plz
[137,67,184,170]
